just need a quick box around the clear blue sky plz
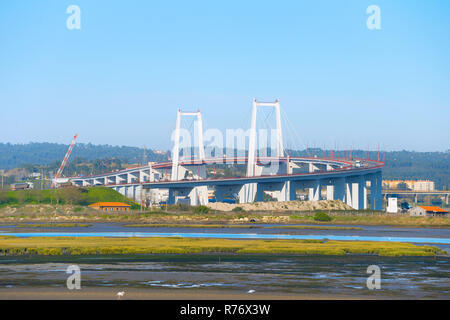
[1,0,449,152]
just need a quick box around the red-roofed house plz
[88,202,131,212]
[409,206,449,217]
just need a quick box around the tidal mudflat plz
[0,254,448,299]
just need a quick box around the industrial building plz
[383,180,435,191]
[88,202,131,212]
[11,182,33,190]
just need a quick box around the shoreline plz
[1,217,450,229]
[0,287,391,300]
[1,210,450,229]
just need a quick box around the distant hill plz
[0,143,448,190]
[288,149,449,190]
[377,150,449,190]
[0,142,169,169]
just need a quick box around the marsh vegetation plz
[0,236,444,257]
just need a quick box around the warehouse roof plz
[89,202,131,207]
[418,206,448,213]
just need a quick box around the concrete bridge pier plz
[239,183,257,203]
[116,175,126,185]
[255,160,286,176]
[168,189,175,205]
[345,180,353,208]
[356,176,367,210]
[309,163,320,173]
[255,181,290,202]
[344,176,365,210]
[322,179,336,200]
[334,178,346,202]
[176,164,206,180]
[326,177,346,202]
[368,172,382,210]
[127,185,144,203]
[127,172,138,184]
[105,176,115,185]
[168,188,191,205]
[135,185,146,204]
[280,181,291,202]
[115,186,126,197]
[215,185,244,203]
[307,180,321,201]
[167,186,208,205]
[326,185,334,200]
[189,186,208,206]
[94,177,104,185]
[289,181,299,201]
[82,179,92,187]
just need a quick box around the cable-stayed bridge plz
[68,99,384,210]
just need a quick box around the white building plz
[412,180,435,192]
[386,197,398,213]
[382,180,434,191]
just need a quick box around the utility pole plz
[143,145,147,165]
[140,182,143,212]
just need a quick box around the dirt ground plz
[0,287,372,300]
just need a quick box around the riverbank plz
[0,287,383,300]
[1,204,449,228]
[0,236,445,257]
[123,224,363,230]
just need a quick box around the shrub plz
[232,206,245,212]
[192,205,210,214]
[313,212,332,222]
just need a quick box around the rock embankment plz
[207,200,353,212]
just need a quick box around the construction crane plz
[51,134,78,188]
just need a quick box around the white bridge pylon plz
[171,109,208,205]
[242,99,286,203]
[171,109,205,181]
[247,98,284,177]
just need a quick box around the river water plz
[0,223,449,299]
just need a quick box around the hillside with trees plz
[0,143,448,190]
[0,187,139,209]
[0,142,168,169]
[288,149,449,190]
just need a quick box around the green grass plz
[0,236,444,257]
[0,187,139,209]
[14,223,92,228]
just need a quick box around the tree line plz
[0,143,448,190]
